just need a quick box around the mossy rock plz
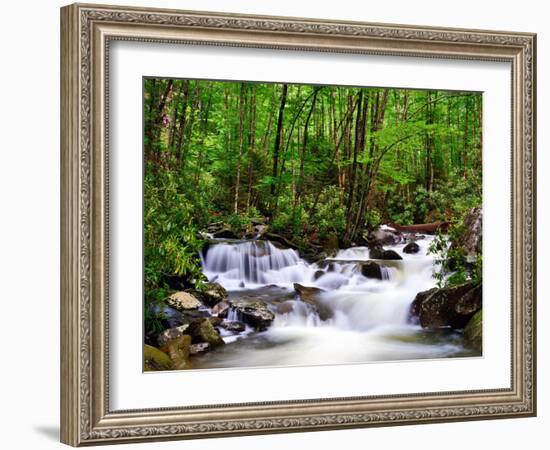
[166,291,203,311]
[144,344,172,371]
[160,335,193,370]
[187,318,225,347]
[463,310,482,354]
[190,282,228,307]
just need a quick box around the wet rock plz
[410,281,482,329]
[463,310,482,353]
[157,324,190,348]
[193,282,228,307]
[293,283,333,321]
[212,228,238,239]
[317,260,335,271]
[187,318,225,347]
[190,342,211,355]
[228,299,275,331]
[369,244,403,260]
[166,291,203,311]
[314,270,325,280]
[360,261,383,280]
[277,301,295,314]
[370,227,404,246]
[382,249,402,260]
[160,335,192,370]
[212,301,230,318]
[369,245,403,260]
[144,344,172,371]
[148,304,186,329]
[220,321,246,333]
[368,245,385,259]
[451,206,482,262]
[403,242,420,254]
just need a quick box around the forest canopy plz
[144,78,482,293]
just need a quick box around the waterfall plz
[202,237,437,331]
[192,235,471,370]
[201,240,313,289]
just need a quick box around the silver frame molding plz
[60,3,536,446]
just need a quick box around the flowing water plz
[195,236,477,369]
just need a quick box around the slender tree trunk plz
[175,80,190,165]
[343,90,365,242]
[234,83,246,213]
[295,89,319,207]
[271,84,288,198]
[246,85,257,212]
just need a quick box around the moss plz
[463,310,482,354]
[188,318,225,347]
[161,335,193,370]
[144,344,172,371]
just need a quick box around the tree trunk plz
[234,83,246,214]
[271,83,288,198]
[246,85,257,212]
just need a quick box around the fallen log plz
[386,221,451,234]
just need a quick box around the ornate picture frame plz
[60,3,536,446]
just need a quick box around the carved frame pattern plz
[60,3,536,446]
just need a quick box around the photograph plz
[143,78,483,371]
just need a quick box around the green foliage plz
[144,166,207,289]
[364,209,382,230]
[143,78,483,295]
[429,219,482,288]
[271,195,309,237]
[311,186,346,239]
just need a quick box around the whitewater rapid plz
[195,236,474,369]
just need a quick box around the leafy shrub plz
[144,166,206,289]
[429,217,482,288]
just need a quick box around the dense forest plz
[143,78,483,370]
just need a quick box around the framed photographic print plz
[60,3,537,446]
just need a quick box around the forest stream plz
[190,235,477,370]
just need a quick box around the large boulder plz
[293,283,333,321]
[410,282,482,329]
[193,282,228,307]
[166,291,203,311]
[228,299,275,331]
[160,335,192,370]
[369,244,402,260]
[360,261,383,279]
[463,310,483,353]
[403,242,420,254]
[187,318,225,347]
[370,227,404,246]
[451,206,482,262]
[143,344,172,371]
